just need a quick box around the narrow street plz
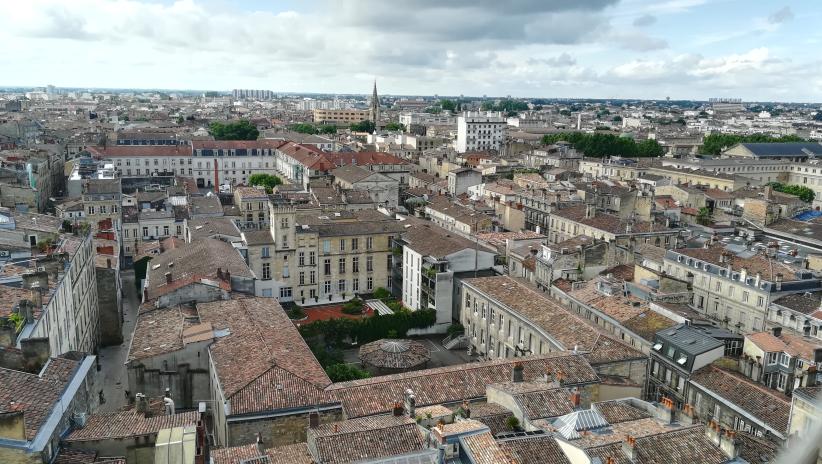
[94,269,140,413]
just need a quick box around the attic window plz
[652,343,662,351]
[676,355,687,365]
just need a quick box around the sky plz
[3,0,822,102]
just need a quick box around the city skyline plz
[3,0,822,102]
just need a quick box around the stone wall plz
[227,408,343,448]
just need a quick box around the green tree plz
[699,133,807,156]
[540,132,664,158]
[768,182,815,203]
[318,125,337,134]
[440,99,457,111]
[176,116,184,124]
[248,173,281,193]
[696,207,712,226]
[325,364,371,382]
[350,120,376,133]
[290,123,318,134]
[384,122,405,132]
[208,120,260,140]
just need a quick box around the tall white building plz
[456,111,505,153]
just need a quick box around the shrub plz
[325,363,371,382]
[372,287,391,299]
[447,323,465,337]
[287,306,306,320]
[506,416,521,431]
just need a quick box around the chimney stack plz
[719,429,740,459]
[135,393,149,417]
[705,420,721,446]
[622,435,637,461]
[461,400,471,419]
[569,390,581,409]
[511,361,524,383]
[392,401,404,417]
[165,272,172,284]
[404,388,416,418]
[308,410,320,428]
[216,267,223,280]
[772,326,782,338]
[657,397,674,424]
[775,273,783,291]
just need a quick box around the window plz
[366,237,373,250]
[766,352,778,365]
[339,239,345,251]
[338,258,346,273]
[715,281,721,292]
[299,272,305,285]
[352,257,360,273]
[324,258,331,275]
[163,225,169,236]
[666,346,675,359]
[142,227,149,237]
[742,291,749,303]
[757,296,764,307]
[262,247,270,258]
[779,352,791,367]
[353,278,359,292]
[338,279,346,292]
[351,238,359,250]
[281,217,289,229]
[323,240,330,253]
[776,373,787,390]
[262,263,271,280]
[309,251,316,266]
[298,251,304,266]
[279,287,292,299]
[324,280,332,294]
[366,256,373,272]
[310,270,316,284]
[366,276,373,291]
[282,265,290,278]
[176,225,182,235]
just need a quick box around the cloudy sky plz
[3,0,821,101]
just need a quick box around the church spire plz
[369,80,380,126]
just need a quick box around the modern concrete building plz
[456,112,505,153]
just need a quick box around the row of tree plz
[290,123,337,135]
[767,182,816,203]
[208,120,259,140]
[699,133,806,156]
[541,132,665,158]
[248,173,282,193]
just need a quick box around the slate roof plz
[737,142,822,157]
[689,365,791,435]
[463,276,646,365]
[327,353,598,419]
[307,415,424,464]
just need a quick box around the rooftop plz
[307,415,424,464]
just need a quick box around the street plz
[94,269,140,413]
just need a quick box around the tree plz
[290,123,318,134]
[768,182,815,203]
[248,173,281,193]
[384,122,405,132]
[440,99,457,111]
[350,120,376,133]
[208,120,259,140]
[540,132,664,158]
[176,115,184,124]
[696,207,712,226]
[700,133,806,156]
[318,125,337,135]
[325,364,371,382]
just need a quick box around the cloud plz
[768,6,794,24]
[633,14,657,27]
[528,53,578,67]
[611,32,668,52]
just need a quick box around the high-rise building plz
[456,111,505,153]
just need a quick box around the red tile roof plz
[64,409,199,442]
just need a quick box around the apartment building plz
[233,186,269,230]
[425,196,493,235]
[313,108,369,125]
[396,217,496,327]
[741,327,821,395]
[81,177,121,231]
[547,203,681,248]
[456,112,505,153]
[663,246,822,334]
[244,207,404,303]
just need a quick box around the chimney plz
[135,393,149,417]
[585,203,596,219]
[255,432,265,455]
[163,396,175,415]
[622,435,637,461]
[657,397,674,424]
[224,270,231,283]
[511,361,524,383]
[404,388,416,418]
[216,267,223,280]
[772,326,782,338]
[461,400,471,419]
[570,390,581,409]
[775,273,783,291]
[392,401,404,417]
[165,272,172,284]
[308,410,320,428]
[555,370,565,386]
[806,366,818,387]
[705,420,721,446]
[719,429,740,459]
[20,337,50,372]
[739,267,747,282]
